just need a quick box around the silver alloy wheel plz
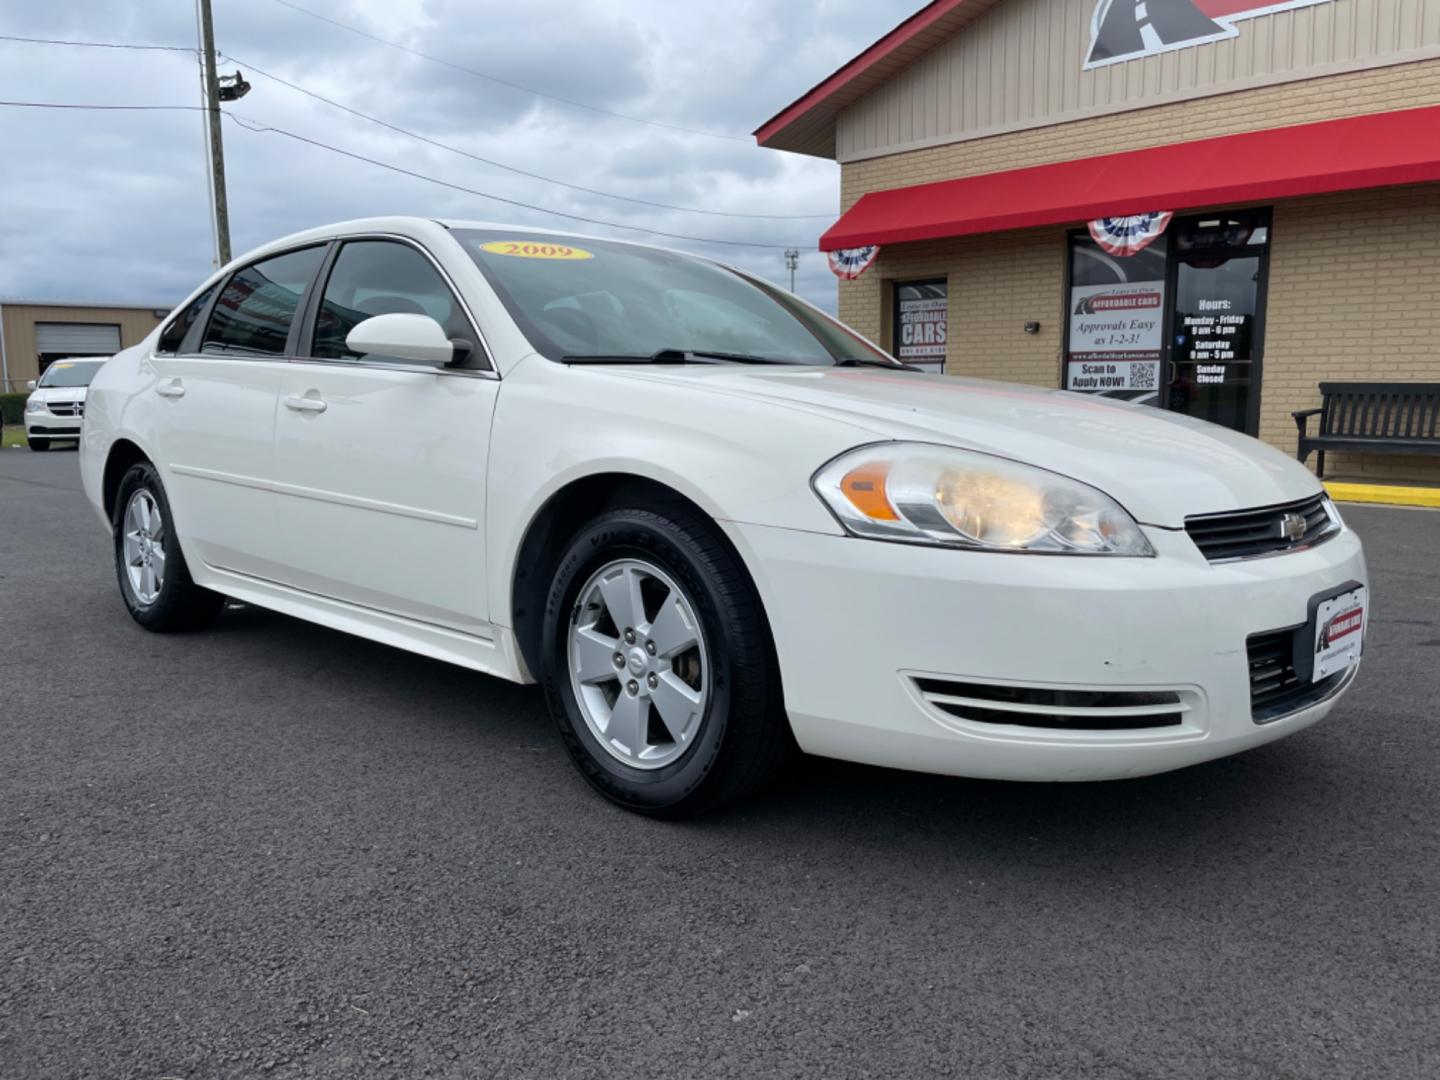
[567,558,710,770]
[122,489,167,606]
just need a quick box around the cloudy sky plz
[0,0,919,313]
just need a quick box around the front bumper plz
[24,414,82,438]
[728,520,1368,781]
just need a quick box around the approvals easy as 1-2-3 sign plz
[1085,0,1336,69]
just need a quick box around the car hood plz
[606,366,1322,528]
[31,387,88,403]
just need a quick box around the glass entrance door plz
[1165,212,1271,434]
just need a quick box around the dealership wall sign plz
[1084,0,1337,69]
[827,246,881,280]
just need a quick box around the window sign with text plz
[1065,234,1167,405]
[893,280,947,373]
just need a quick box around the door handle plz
[285,394,328,414]
[155,379,186,399]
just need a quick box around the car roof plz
[231,216,735,274]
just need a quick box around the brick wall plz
[836,58,1440,486]
[1264,185,1440,484]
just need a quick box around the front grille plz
[912,677,1186,730]
[47,401,84,417]
[1247,627,1345,724]
[1185,493,1336,562]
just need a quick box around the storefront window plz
[1167,210,1270,433]
[893,280,947,373]
[1063,209,1272,435]
[1064,235,1168,405]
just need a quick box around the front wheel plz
[113,462,224,632]
[28,437,49,452]
[539,505,790,817]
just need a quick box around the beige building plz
[1,300,170,392]
[757,0,1440,484]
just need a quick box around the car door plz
[149,245,327,577]
[269,236,499,635]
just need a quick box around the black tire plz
[28,437,49,452]
[539,504,791,817]
[112,461,224,632]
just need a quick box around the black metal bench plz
[1292,381,1440,478]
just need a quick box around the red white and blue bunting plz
[1087,212,1173,257]
[827,245,881,280]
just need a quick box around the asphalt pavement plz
[2,448,1437,1079]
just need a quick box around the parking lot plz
[2,448,1437,1079]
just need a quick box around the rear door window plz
[202,246,326,357]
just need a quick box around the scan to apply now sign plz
[1065,282,1165,393]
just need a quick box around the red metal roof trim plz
[753,0,967,148]
[820,105,1440,251]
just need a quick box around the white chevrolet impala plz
[79,218,1368,815]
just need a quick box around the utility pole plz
[784,248,800,293]
[197,0,232,266]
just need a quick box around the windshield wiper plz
[562,348,786,366]
[562,349,916,369]
[832,356,920,371]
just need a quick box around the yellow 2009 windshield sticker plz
[481,240,594,261]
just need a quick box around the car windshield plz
[455,230,898,366]
[39,360,105,388]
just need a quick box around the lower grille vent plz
[1247,628,1346,724]
[912,678,1186,731]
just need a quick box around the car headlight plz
[812,443,1154,556]
[25,396,45,414]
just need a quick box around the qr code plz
[1130,363,1157,390]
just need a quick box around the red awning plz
[820,105,1440,251]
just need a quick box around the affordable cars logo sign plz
[1085,0,1336,69]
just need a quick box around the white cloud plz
[0,0,918,312]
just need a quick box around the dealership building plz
[1,300,169,393]
[757,0,1440,487]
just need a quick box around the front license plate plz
[1311,586,1366,683]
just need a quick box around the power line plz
[222,52,832,221]
[225,112,806,250]
[0,100,813,248]
[1,28,830,222]
[0,99,205,112]
[268,0,751,144]
[0,33,193,52]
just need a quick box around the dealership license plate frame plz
[1293,580,1367,684]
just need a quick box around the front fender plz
[485,357,873,630]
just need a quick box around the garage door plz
[35,322,122,356]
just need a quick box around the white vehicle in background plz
[77,218,1367,816]
[25,357,107,451]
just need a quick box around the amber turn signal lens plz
[840,461,899,521]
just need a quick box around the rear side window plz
[202,246,325,357]
[310,240,473,361]
[156,283,216,355]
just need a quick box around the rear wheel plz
[28,437,49,452]
[113,462,224,632]
[539,504,790,817]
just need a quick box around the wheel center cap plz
[626,647,649,676]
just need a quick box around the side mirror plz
[26,379,37,391]
[345,313,454,367]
